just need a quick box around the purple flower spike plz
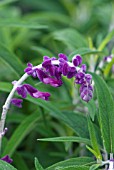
[58,53,68,61]
[72,54,82,66]
[1,155,13,164]
[11,98,23,108]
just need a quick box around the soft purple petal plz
[16,85,27,98]
[72,55,82,66]
[32,91,51,100]
[11,98,23,108]
[1,155,13,164]
[58,53,68,61]
[36,69,48,82]
[43,77,63,87]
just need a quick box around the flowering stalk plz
[0,53,93,154]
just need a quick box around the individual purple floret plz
[1,155,13,164]
[80,84,93,102]
[104,55,112,63]
[72,54,82,66]
[11,98,23,108]
[15,84,50,101]
[24,62,37,78]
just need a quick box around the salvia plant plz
[0,0,114,170]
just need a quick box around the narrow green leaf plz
[0,19,47,29]
[98,30,114,50]
[46,157,94,170]
[92,73,114,153]
[68,48,102,60]
[38,136,91,145]
[89,164,101,170]
[37,136,91,145]
[86,145,98,159]
[52,29,87,49]
[2,111,41,156]
[35,157,44,170]
[104,58,114,77]
[31,46,54,57]
[0,160,17,170]
[54,165,90,170]
[87,116,102,159]
[0,42,25,77]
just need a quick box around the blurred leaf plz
[50,165,90,170]
[38,136,91,145]
[83,99,96,121]
[0,42,25,77]
[32,46,54,57]
[98,29,114,51]
[0,0,17,7]
[46,157,94,170]
[89,164,101,170]
[13,152,29,170]
[0,160,17,170]
[52,29,87,50]
[35,157,44,170]
[0,19,48,29]
[104,58,114,77]
[2,110,41,156]
[87,116,102,159]
[68,48,102,60]
[92,73,114,153]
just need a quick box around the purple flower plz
[58,53,68,61]
[36,69,63,87]
[1,155,13,164]
[104,55,112,62]
[80,84,93,102]
[24,63,37,78]
[16,84,50,101]
[11,98,23,108]
[43,77,63,87]
[72,54,82,66]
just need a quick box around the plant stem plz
[0,73,29,154]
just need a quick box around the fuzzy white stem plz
[0,73,29,153]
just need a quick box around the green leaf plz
[38,136,91,145]
[87,116,102,159]
[35,157,44,170]
[98,30,114,50]
[51,166,90,170]
[89,164,101,170]
[0,42,25,77]
[68,48,102,60]
[46,157,94,170]
[91,73,114,153]
[0,19,47,29]
[0,160,17,170]
[86,145,98,159]
[83,99,96,121]
[52,29,87,49]
[104,58,114,77]
[31,46,54,57]
[0,0,17,6]
[2,110,41,156]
